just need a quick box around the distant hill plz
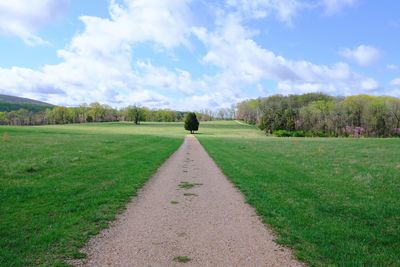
[0,94,53,105]
[0,94,54,112]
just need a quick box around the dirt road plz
[75,136,302,266]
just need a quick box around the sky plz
[0,0,399,110]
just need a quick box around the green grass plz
[178,181,203,189]
[197,121,400,266]
[2,120,399,266]
[173,255,191,263]
[0,122,185,266]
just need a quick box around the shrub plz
[273,130,292,137]
[305,130,329,137]
[273,130,306,137]
[292,130,305,137]
[393,128,400,137]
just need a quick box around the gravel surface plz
[74,136,303,266]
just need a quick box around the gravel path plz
[74,136,302,266]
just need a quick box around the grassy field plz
[1,121,399,266]
[0,122,184,266]
[197,121,400,266]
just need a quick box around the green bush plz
[273,130,292,137]
[292,130,305,137]
[305,130,329,137]
[273,130,305,137]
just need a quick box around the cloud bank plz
[0,0,394,110]
[0,0,69,45]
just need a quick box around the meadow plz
[0,123,184,266]
[198,121,400,266]
[1,121,399,266]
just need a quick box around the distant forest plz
[236,93,400,137]
[1,93,400,137]
[0,102,214,126]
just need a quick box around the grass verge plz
[0,123,183,266]
[197,121,400,266]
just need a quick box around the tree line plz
[236,93,400,137]
[0,102,213,126]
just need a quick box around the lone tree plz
[125,105,144,125]
[184,112,199,134]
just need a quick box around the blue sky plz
[0,0,399,110]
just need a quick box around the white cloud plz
[360,78,379,91]
[225,0,304,24]
[339,45,381,67]
[0,0,68,45]
[387,64,399,71]
[0,0,196,108]
[391,78,400,86]
[323,0,358,15]
[135,61,206,95]
[114,90,171,107]
[225,0,358,23]
[71,0,193,54]
[194,15,379,97]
